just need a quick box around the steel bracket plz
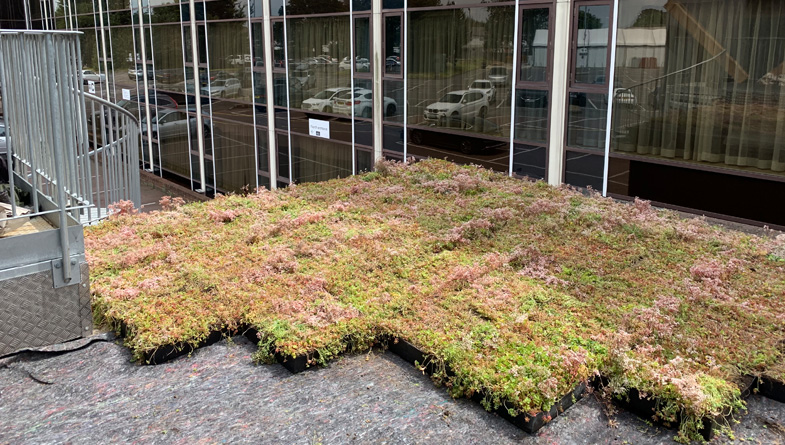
[51,257,80,288]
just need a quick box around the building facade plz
[11,0,785,227]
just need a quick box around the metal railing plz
[0,30,140,285]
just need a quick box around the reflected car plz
[201,78,242,98]
[290,69,313,90]
[333,89,398,118]
[155,69,184,84]
[424,90,489,127]
[82,69,106,84]
[468,79,495,104]
[307,56,334,69]
[141,110,193,141]
[487,66,509,87]
[385,56,401,74]
[517,90,548,108]
[339,56,370,72]
[302,87,352,113]
[128,65,153,80]
[0,118,7,156]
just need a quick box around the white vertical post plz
[282,2,293,183]
[508,1,520,177]
[262,0,277,190]
[188,0,207,193]
[371,0,383,165]
[602,0,620,197]
[350,1,356,174]
[547,0,571,186]
[246,0,259,190]
[137,1,155,173]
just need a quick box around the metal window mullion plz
[136,4,154,173]
[202,20,217,193]
[602,0,620,197]
[282,5,293,183]
[403,1,408,161]
[246,0,260,191]
[262,2,277,190]
[145,14,162,177]
[350,2,356,175]
[178,10,195,192]
[187,0,207,194]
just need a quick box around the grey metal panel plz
[0,225,84,272]
[0,261,90,356]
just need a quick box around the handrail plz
[83,91,140,124]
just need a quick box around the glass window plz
[573,4,611,85]
[151,25,184,94]
[567,92,607,150]
[206,21,252,103]
[514,89,549,144]
[611,0,785,178]
[385,16,402,76]
[519,8,550,84]
[285,16,350,114]
[564,150,604,190]
[212,120,256,193]
[513,143,546,180]
[290,135,352,184]
[408,6,514,142]
[354,16,371,76]
[383,80,403,123]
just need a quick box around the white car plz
[424,90,489,126]
[333,88,397,118]
[200,78,241,98]
[468,79,495,104]
[302,87,352,113]
[338,56,370,72]
[82,69,106,84]
[487,66,509,87]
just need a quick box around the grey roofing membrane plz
[1,334,784,445]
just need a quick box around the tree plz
[631,8,666,28]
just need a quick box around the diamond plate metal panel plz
[0,264,89,356]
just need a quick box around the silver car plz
[141,110,193,141]
[424,90,490,127]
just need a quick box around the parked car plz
[82,69,106,84]
[487,66,509,87]
[307,56,334,69]
[290,69,313,89]
[201,78,242,98]
[385,56,401,74]
[141,110,193,141]
[424,90,489,127]
[301,87,352,113]
[339,56,370,72]
[333,88,397,118]
[0,118,7,156]
[155,69,184,84]
[468,79,495,104]
[516,89,548,108]
[128,64,153,81]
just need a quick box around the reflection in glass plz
[385,16,401,75]
[612,0,785,176]
[383,80,404,122]
[213,120,256,193]
[574,5,610,85]
[567,92,607,149]
[354,17,371,74]
[286,17,351,113]
[291,135,352,184]
[519,8,549,83]
[207,21,252,103]
[512,144,546,180]
[514,89,548,143]
[408,7,514,140]
[564,150,603,190]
